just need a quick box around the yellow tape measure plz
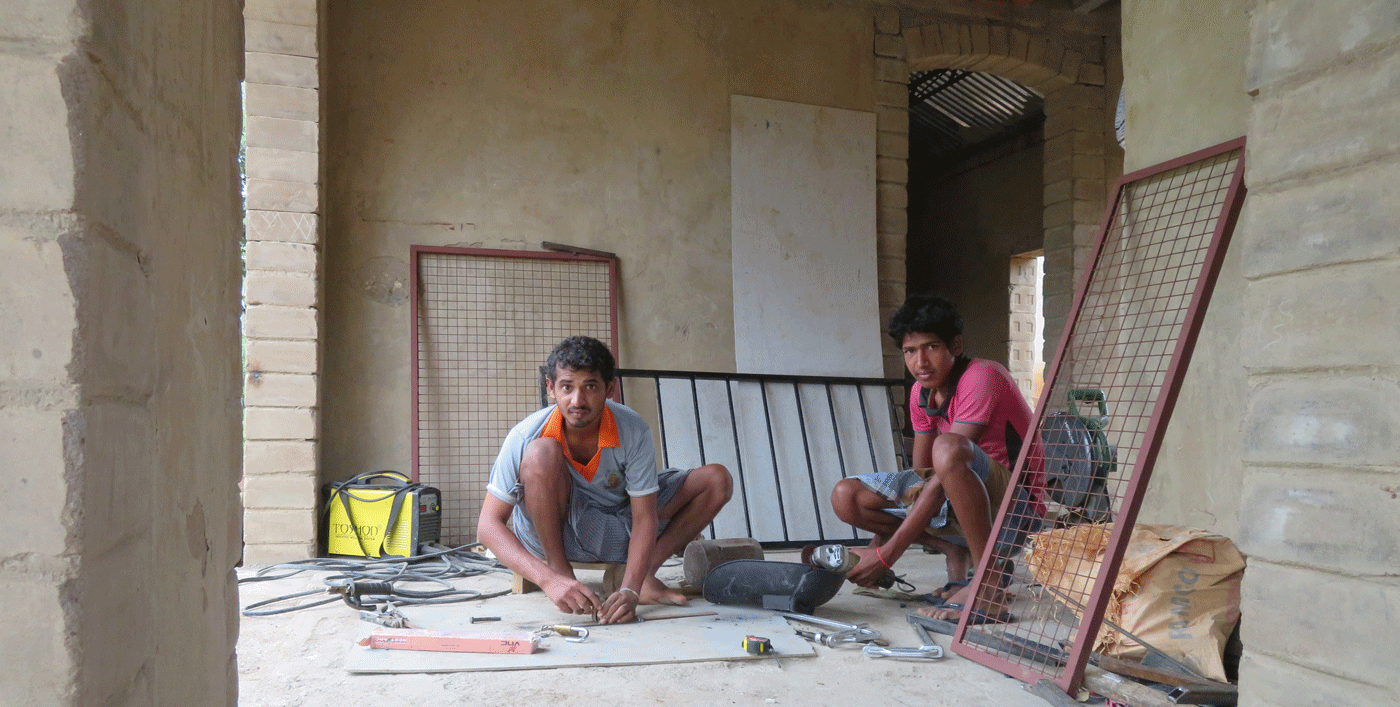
[743,635,773,655]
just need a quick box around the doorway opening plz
[1008,251,1045,406]
[906,69,1046,372]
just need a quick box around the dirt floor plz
[235,548,1052,706]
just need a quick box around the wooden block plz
[512,562,622,595]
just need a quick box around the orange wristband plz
[875,546,893,569]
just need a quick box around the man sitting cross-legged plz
[831,295,1046,623]
[477,336,733,624]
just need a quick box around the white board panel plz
[731,95,883,378]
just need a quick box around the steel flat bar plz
[653,376,670,469]
[724,380,754,538]
[855,385,881,480]
[615,368,903,388]
[791,383,825,541]
[759,382,790,541]
[689,376,716,537]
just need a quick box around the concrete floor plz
[236,549,1053,706]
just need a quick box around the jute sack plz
[1024,524,1245,681]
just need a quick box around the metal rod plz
[616,368,904,388]
[725,380,754,539]
[855,385,881,478]
[689,376,715,538]
[759,381,790,541]
[792,383,824,541]
[885,383,910,470]
[1038,584,1206,681]
[653,376,669,469]
[823,383,854,540]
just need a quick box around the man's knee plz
[830,478,865,518]
[519,437,570,486]
[930,433,977,476]
[692,464,733,506]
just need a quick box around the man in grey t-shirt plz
[477,336,733,624]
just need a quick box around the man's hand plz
[845,547,892,588]
[541,574,601,617]
[597,587,640,624]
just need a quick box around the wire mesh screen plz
[951,139,1247,692]
[412,246,617,547]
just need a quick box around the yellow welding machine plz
[323,471,442,559]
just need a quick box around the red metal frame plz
[409,244,619,491]
[949,137,1248,693]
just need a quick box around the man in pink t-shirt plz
[831,295,1045,624]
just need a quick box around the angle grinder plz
[801,543,898,589]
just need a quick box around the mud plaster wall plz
[322,0,878,478]
[1120,0,1250,537]
[1,0,244,705]
[907,140,1044,366]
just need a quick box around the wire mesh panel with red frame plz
[949,138,1248,694]
[410,246,619,547]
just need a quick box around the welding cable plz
[239,544,512,617]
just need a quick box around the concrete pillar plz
[1,0,244,705]
[243,0,323,565]
[1040,82,1107,362]
[1236,2,1400,705]
[875,6,909,377]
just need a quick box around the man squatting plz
[832,294,1048,623]
[477,336,733,624]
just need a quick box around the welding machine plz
[323,471,442,558]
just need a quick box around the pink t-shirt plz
[910,358,1046,512]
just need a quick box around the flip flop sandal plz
[935,578,969,598]
[931,603,1017,625]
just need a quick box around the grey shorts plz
[510,467,691,564]
[854,445,1040,556]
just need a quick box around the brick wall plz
[875,6,911,376]
[1235,2,1400,704]
[242,0,322,565]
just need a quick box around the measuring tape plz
[743,635,773,655]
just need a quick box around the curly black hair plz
[887,294,963,347]
[544,336,616,382]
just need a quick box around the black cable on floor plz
[239,544,513,617]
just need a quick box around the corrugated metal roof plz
[909,69,1044,161]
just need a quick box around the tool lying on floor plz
[360,628,540,654]
[779,612,886,647]
[539,625,590,643]
[863,614,944,659]
[571,610,719,628]
[359,603,416,629]
[743,636,773,655]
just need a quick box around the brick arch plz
[894,20,1112,368]
[903,22,1094,94]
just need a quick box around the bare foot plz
[640,575,688,606]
